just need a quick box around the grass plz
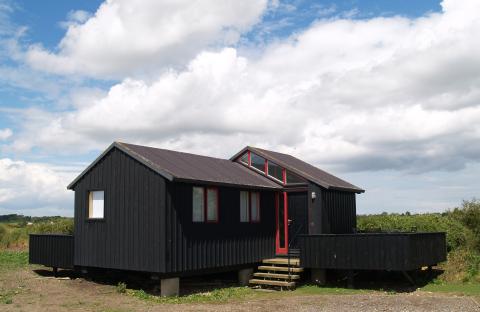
[127,286,256,304]
[124,284,372,305]
[421,282,480,296]
[0,250,29,271]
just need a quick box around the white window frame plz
[88,190,104,219]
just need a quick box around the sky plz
[0,0,478,216]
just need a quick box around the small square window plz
[88,190,104,219]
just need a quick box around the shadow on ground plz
[33,267,240,296]
[301,268,443,293]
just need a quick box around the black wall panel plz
[165,183,276,273]
[29,234,74,269]
[73,148,165,272]
[299,232,446,270]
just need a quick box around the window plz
[88,190,104,219]
[251,192,260,222]
[206,188,218,222]
[240,191,249,222]
[193,186,218,223]
[286,170,305,184]
[240,191,260,223]
[267,161,283,182]
[250,153,265,172]
[192,187,204,222]
[239,152,249,165]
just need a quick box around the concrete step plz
[253,272,300,280]
[249,279,296,287]
[262,258,300,266]
[258,265,304,273]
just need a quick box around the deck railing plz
[29,234,74,269]
[298,232,446,271]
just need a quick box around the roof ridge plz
[120,142,231,162]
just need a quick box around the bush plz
[357,213,475,252]
[116,282,127,294]
[448,199,480,251]
[28,218,74,235]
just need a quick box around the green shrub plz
[448,199,480,250]
[28,218,74,235]
[116,282,127,294]
[357,213,474,252]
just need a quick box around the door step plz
[262,258,300,266]
[250,256,305,290]
[249,279,295,288]
[253,272,300,280]
[257,265,304,273]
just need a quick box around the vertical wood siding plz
[73,148,165,272]
[299,233,446,270]
[29,234,74,268]
[164,183,276,273]
[308,183,357,234]
[322,189,356,234]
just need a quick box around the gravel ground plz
[1,268,478,312]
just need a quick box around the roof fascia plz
[67,142,175,190]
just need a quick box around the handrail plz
[287,223,304,282]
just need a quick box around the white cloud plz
[0,128,12,140]
[10,0,480,174]
[25,0,268,79]
[0,158,74,215]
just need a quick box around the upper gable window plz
[267,161,283,182]
[286,170,305,184]
[88,190,104,219]
[250,153,265,172]
[239,152,249,165]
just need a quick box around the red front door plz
[275,192,288,254]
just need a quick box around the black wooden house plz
[30,142,446,295]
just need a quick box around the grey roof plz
[230,146,364,193]
[68,142,281,190]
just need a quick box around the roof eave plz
[171,177,281,190]
[234,146,365,194]
[229,146,250,161]
[67,142,175,190]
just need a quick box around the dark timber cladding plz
[165,183,276,274]
[70,145,278,273]
[72,147,165,272]
[29,234,74,269]
[299,232,447,271]
[308,183,356,234]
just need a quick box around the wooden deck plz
[298,232,446,271]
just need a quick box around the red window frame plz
[193,186,219,223]
[240,190,261,223]
[239,151,287,186]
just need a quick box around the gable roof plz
[230,146,364,193]
[67,142,281,190]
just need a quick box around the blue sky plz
[1,0,479,216]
